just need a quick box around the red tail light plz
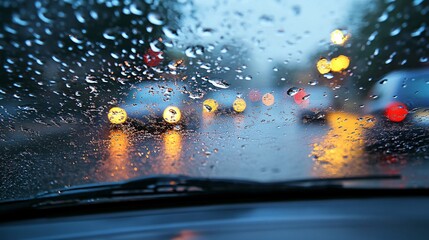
[385,102,408,122]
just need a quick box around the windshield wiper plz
[0,174,406,221]
[29,174,401,201]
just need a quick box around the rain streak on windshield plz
[0,0,428,200]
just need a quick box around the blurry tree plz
[338,0,428,105]
[308,0,428,109]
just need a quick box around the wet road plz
[1,98,429,200]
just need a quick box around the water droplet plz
[85,75,98,84]
[189,92,204,99]
[130,3,143,15]
[90,10,98,20]
[75,11,86,23]
[18,105,37,112]
[52,56,61,63]
[208,79,230,89]
[150,40,165,52]
[378,12,388,22]
[390,27,401,36]
[259,15,274,25]
[103,30,116,40]
[374,48,380,56]
[199,27,215,37]
[287,87,299,96]
[37,8,53,23]
[309,80,318,86]
[302,94,311,100]
[12,14,29,26]
[163,27,179,39]
[185,46,204,58]
[4,25,17,34]
[292,5,301,15]
[379,79,388,84]
[413,0,424,6]
[148,12,165,25]
[411,24,426,37]
[323,73,334,79]
[368,31,378,42]
[69,35,83,44]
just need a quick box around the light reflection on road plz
[159,130,183,174]
[3,99,428,200]
[310,112,374,177]
[97,129,135,182]
[202,111,215,127]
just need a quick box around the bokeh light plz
[202,99,219,113]
[108,107,127,124]
[163,106,182,124]
[262,93,275,106]
[144,49,163,67]
[385,102,408,122]
[316,58,331,74]
[330,55,350,72]
[293,89,309,106]
[330,29,349,45]
[233,98,246,113]
[249,89,262,102]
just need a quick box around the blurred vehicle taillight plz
[385,102,408,123]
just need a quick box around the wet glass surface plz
[0,0,429,200]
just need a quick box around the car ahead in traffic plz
[202,89,248,115]
[363,68,429,152]
[108,81,200,133]
[202,88,285,116]
[294,86,334,124]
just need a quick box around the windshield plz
[1,0,428,201]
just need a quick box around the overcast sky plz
[177,0,370,80]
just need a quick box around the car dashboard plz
[1,196,429,240]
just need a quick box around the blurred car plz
[363,68,429,152]
[110,81,199,132]
[203,89,285,115]
[203,89,242,114]
[296,86,334,124]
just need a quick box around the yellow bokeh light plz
[233,98,246,113]
[202,99,219,113]
[330,55,350,72]
[262,93,275,106]
[163,106,182,124]
[316,58,331,74]
[330,29,349,45]
[108,107,127,124]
